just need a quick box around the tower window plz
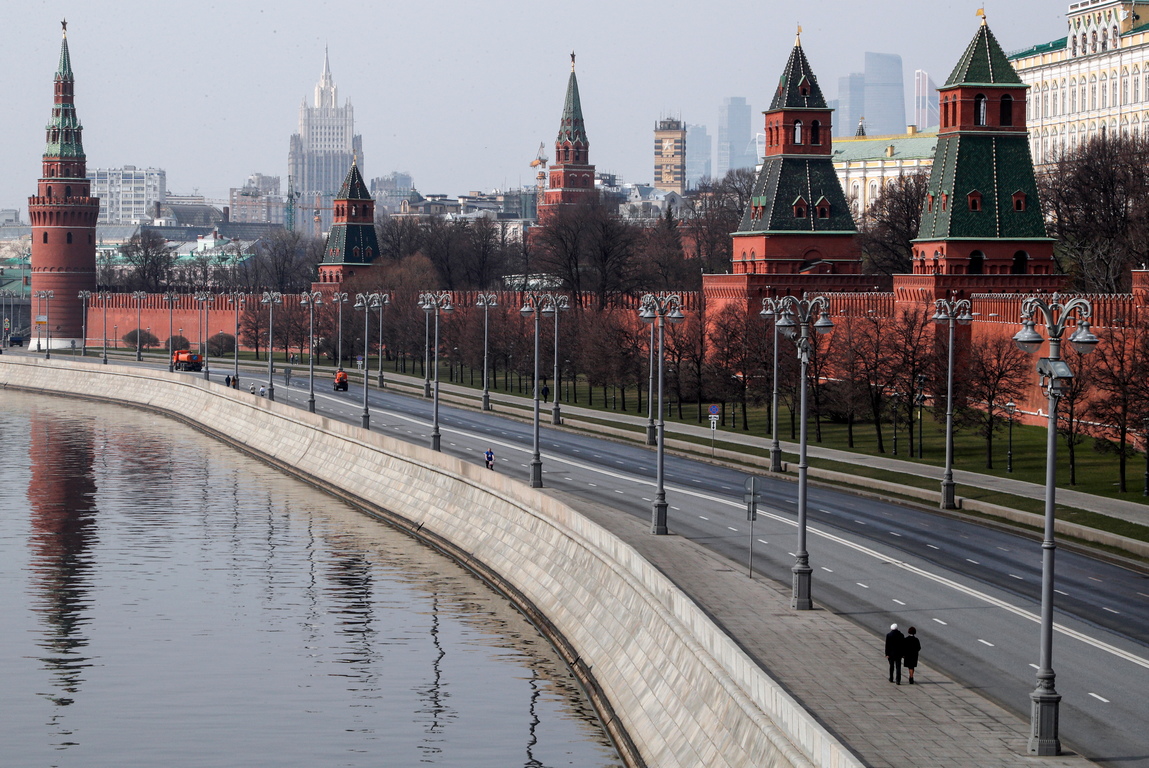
[42,232,48,244]
[66,232,73,244]
[968,191,983,211]
[793,120,803,145]
[1012,191,1028,211]
[974,94,987,126]
[1000,95,1014,126]
[810,120,821,145]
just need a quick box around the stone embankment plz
[0,356,860,768]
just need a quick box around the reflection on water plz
[0,392,621,767]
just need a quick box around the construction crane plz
[530,142,548,216]
[285,175,301,232]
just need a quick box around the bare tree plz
[1087,322,1149,492]
[120,230,176,292]
[964,337,1031,469]
[857,171,929,276]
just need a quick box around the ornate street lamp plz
[1012,293,1098,756]
[933,297,973,509]
[36,290,54,359]
[99,291,110,364]
[759,296,785,472]
[77,290,92,357]
[375,294,390,387]
[916,373,928,459]
[762,293,833,609]
[300,291,323,413]
[520,293,563,487]
[331,291,348,372]
[162,291,178,371]
[550,294,570,425]
[639,293,686,534]
[423,303,432,398]
[645,319,656,445]
[476,293,498,410]
[1005,400,1017,473]
[891,390,901,456]
[194,291,214,381]
[261,291,283,401]
[131,290,147,361]
[354,292,386,429]
[228,292,245,384]
[419,292,453,451]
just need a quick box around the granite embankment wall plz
[0,356,861,768]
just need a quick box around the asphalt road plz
[46,357,1149,767]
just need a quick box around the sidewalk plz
[562,491,1098,768]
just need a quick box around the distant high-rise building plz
[914,69,940,129]
[717,97,756,177]
[836,73,865,137]
[685,124,712,188]
[653,118,686,194]
[863,52,906,136]
[288,49,363,236]
[228,173,284,225]
[87,166,165,224]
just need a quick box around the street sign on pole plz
[709,414,719,455]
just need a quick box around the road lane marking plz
[1030,664,1040,670]
[1009,574,1024,580]
[1102,607,1120,614]
[926,544,940,550]
[977,639,995,647]
[856,583,869,588]
[854,520,867,525]
[1089,577,1103,582]
[699,516,709,521]
[966,559,979,564]
[1088,693,1110,703]
[893,599,906,605]
[728,527,739,531]
[759,539,769,545]
[821,567,833,572]
[933,618,948,625]
[1055,589,1068,595]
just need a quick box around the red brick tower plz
[28,21,99,347]
[538,53,596,221]
[313,160,380,292]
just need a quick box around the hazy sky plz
[0,1,1067,214]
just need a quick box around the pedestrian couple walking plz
[884,624,921,685]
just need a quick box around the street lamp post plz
[419,292,453,451]
[762,294,833,609]
[163,291,177,371]
[892,390,901,456]
[195,292,214,381]
[1012,293,1099,756]
[376,295,389,388]
[354,292,386,429]
[759,297,785,473]
[131,290,147,361]
[645,320,656,445]
[423,304,432,398]
[476,293,497,410]
[228,292,245,385]
[330,291,348,372]
[99,291,109,364]
[300,291,323,413]
[262,291,283,401]
[78,290,92,357]
[36,290,54,358]
[934,297,973,509]
[917,374,927,459]
[1005,401,1017,473]
[520,293,561,487]
[550,294,569,425]
[639,293,686,534]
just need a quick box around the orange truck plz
[333,369,348,391]
[172,349,203,372]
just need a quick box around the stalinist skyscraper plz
[287,49,363,236]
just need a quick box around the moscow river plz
[0,391,621,767]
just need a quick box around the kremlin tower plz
[538,53,596,221]
[314,160,380,290]
[28,21,99,347]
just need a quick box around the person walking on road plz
[885,623,905,685]
[484,448,495,470]
[249,382,256,395]
[903,626,921,684]
[225,374,231,388]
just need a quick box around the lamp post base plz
[361,412,370,429]
[792,561,813,610]
[1028,686,1061,756]
[551,405,561,425]
[940,479,957,509]
[645,423,656,446]
[424,381,431,398]
[308,397,315,413]
[651,499,668,535]
[530,459,543,488]
[431,431,441,452]
[482,392,491,411]
[770,445,783,473]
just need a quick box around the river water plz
[0,391,622,767]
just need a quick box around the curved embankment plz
[0,356,860,768]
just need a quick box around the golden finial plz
[570,50,576,71]
[977,8,987,25]
[795,24,802,46]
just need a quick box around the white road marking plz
[1009,574,1024,580]
[966,559,980,565]
[893,599,906,605]
[854,520,867,525]
[728,526,738,532]
[1030,664,1040,670]
[588,483,597,487]
[1088,693,1110,703]
[857,583,869,589]
[997,546,1010,552]
[1102,607,1120,614]
[978,639,995,647]
[1089,576,1103,582]
[699,516,709,521]
[889,532,902,537]
[758,539,769,545]
[933,618,948,625]
[641,497,652,502]
[926,544,940,550]
[1055,589,1068,596]
[821,567,833,572]
[614,489,625,494]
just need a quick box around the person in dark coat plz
[885,623,905,684]
[903,626,921,684]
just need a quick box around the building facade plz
[914,69,940,129]
[653,118,686,194]
[863,52,908,136]
[314,161,380,291]
[685,123,712,189]
[287,49,364,236]
[1009,0,1149,165]
[228,173,285,225]
[832,128,937,214]
[87,166,165,224]
[28,23,99,347]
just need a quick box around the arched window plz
[1072,35,1078,56]
[65,185,71,197]
[1011,251,1029,274]
[968,250,985,274]
[810,120,821,145]
[1135,70,1141,103]
[1092,30,1098,53]
[42,232,47,244]
[46,186,52,198]
[1042,85,1049,118]
[66,232,72,244]
[793,120,803,145]
[1113,25,1120,49]
[974,94,987,126]
[1000,95,1014,126]
[968,190,983,211]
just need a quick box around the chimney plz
[222,206,230,223]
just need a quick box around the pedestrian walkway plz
[561,491,1100,768]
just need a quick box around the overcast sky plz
[0,1,1067,214]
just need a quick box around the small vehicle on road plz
[172,349,203,371]
[334,369,348,391]
[9,335,23,347]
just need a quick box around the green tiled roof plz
[57,33,72,79]
[336,162,370,201]
[320,221,380,265]
[945,24,1024,87]
[735,155,856,235]
[44,33,84,160]
[1006,37,1068,60]
[915,133,1047,241]
[558,70,588,144]
[768,42,828,111]
[831,134,938,162]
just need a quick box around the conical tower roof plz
[336,160,370,201]
[56,23,73,79]
[944,21,1023,87]
[768,37,828,111]
[557,56,588,144]
[45,21,84,161]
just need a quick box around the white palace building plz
[1010,0,1149,164]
